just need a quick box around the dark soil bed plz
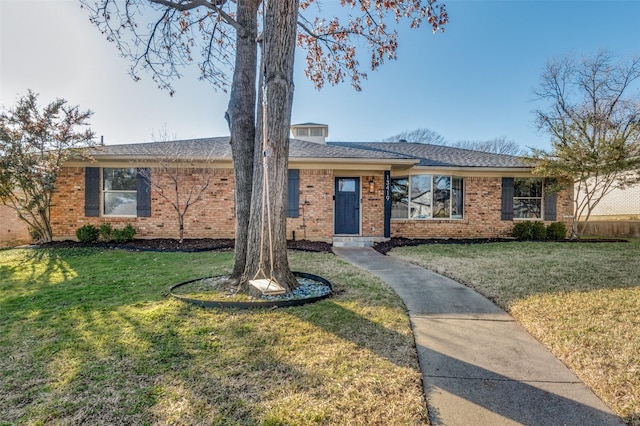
[373,236,629,254]
[373,237,516,254]
[35,238,333,253]
[32,236,627,254]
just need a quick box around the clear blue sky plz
[1,1,639,150]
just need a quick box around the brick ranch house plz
[48,123,572,245]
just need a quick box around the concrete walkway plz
[333,247,624,426]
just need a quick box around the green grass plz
[388,240,640,426]
[0,248,425,425]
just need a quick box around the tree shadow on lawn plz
[1,285,426,424]
[0,248,81,291]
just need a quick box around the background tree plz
[81,0,448,294]
[0,91,95,242]
[137,129,213,243]
[531,50,640,239]
[384,128,523,155]
[450,137,523,155]
[382,127,446,145]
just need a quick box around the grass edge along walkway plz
[388,240,640,426]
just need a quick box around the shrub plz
[112,224,136,243]
[513,221,547,240]
[546,222,567,240]
[76,224,100,243]
[99,223,113,242]
[512,222,532,240]
[531,221,547,240]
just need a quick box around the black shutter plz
[136,169,151,217]
[501,177,514,221]
[544,180,557,221]
[287,169,299,218]
[85,167,100,217]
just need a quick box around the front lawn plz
[388,239,640,426]
[0,248,425,425]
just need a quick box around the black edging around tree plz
[169,272,333,309]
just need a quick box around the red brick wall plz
[0,205,32,247]
[49,168,572,242]
[286,169,334,241]
[362,175,385,236]
[51,167,237,240]
[390,176,573,238]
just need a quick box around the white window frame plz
[513,178,543,220]
[102,168,137,217]
[391,174,464,220]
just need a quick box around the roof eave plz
[410,165,535,175]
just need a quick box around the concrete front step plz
[332,236,387,247]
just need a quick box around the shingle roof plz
[328,142,529,168]
[90,137,231,159]
[90,137,409,161]
[289,139,406,159]
[89,137,529,169]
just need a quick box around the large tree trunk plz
[239,0,299,295]
[227,0,259,280]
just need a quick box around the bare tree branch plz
[531,50,640,238]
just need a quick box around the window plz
[85,167,150,218]
[391,174,464,219]
[338,178,356,192]
[103,168,137,216]
[309,127,325,137]
[451,177,464,219]
[295,128,309,137]
[391,177,408,218]
[513,178,542,219]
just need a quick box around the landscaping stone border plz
[169,271,333,309]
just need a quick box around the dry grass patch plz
[389,240,640,425]
[0,248,426,425]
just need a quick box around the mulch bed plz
[372,237,516,254]
[372,236,629,254]
[31,236,628,254]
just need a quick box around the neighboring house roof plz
[86,137,529,169]
[328,142,529,168]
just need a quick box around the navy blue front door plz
[335,177,360,234]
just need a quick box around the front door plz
[335,177,360,234]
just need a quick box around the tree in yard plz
[531,50,640,239]
[81,0,448,294]
[137,152,212,243]
[0,91,95,243]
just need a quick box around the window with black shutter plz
[84,167,152,217]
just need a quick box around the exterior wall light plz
[369,179,375,193]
